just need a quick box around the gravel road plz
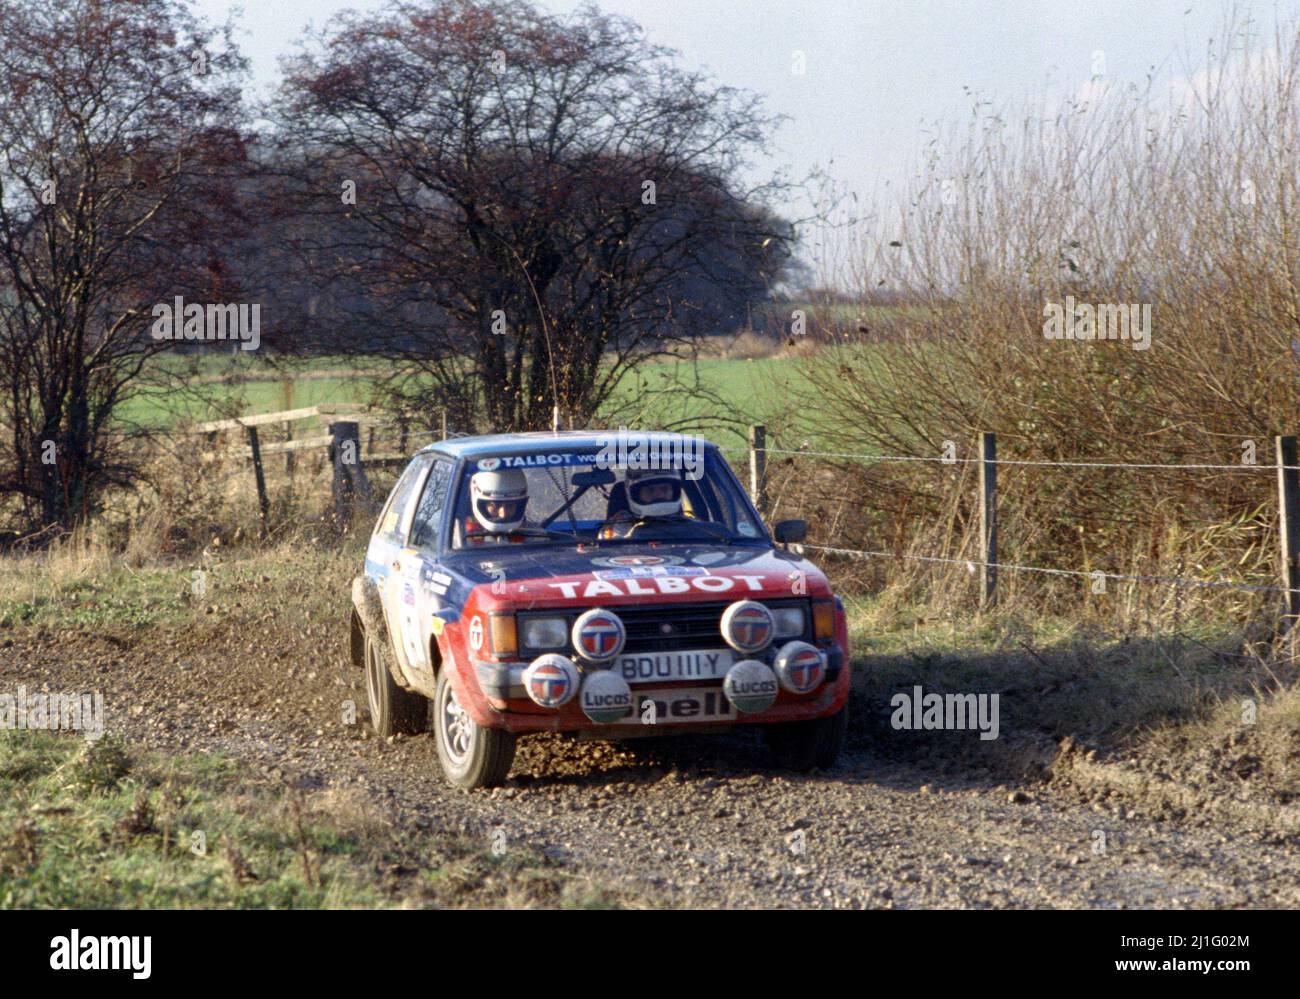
[4,628,1298,909]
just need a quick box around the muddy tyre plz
[433,669,516,790]
[763,701,848,772]
[363,630,427,736]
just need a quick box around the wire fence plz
[735,431,1300,607]
[154,412,1300,606]
[799,543,1298,596]
[750,444,1295,473]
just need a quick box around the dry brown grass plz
[764,12,1300,639]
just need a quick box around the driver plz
[600,467,686,539]
[465,467,530,544]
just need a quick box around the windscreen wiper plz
[464,526,579,541]
[594,516,734,544]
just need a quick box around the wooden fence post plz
[246,425,269,536]
[1276,436,1300,634]
[748,424,768,519]
[331,421,374,525]
[440,409,448,440]
[979,431,997,608]
[283,420,295,478]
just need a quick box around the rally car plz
[349,431,850,789]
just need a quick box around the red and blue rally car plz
[350,431,850,789]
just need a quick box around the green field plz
[116,351,819,453]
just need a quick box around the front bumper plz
[471,645,848,734]
[475,645,844,701]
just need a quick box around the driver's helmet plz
[470,467,528,533]
[624,467,684,518]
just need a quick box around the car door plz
[389,457,456,691]
[366,454,432,683]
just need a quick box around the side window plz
[410,460,453,551]
[375,456,429,543]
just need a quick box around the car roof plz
[419,430,717,462]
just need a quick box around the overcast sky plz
[196,0,1291,278]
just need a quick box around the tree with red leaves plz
[273,0,794,433]
[0,0,248,534]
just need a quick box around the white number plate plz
[615,649,735,684]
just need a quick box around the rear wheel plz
[763,701,848,772]
[433,669,516,790]
[363,630,427,736]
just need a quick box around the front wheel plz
[763,701,848,772]
[433,669,516,790]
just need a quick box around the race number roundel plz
[720,600,775,654]
[571,608,626,662]
[523,655,579,708]
[773,641,825,694]
[468,615,484,652]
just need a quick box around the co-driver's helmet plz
[470,467,528,532]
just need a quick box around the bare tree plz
[0,0,247,533]
[273,0,794,432]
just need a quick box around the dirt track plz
[4,624,1299,909]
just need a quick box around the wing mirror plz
[773,519,807,545]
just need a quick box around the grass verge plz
[0,731,631,909]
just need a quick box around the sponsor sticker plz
[723,660,779,713]
[592,565,706,580]
[633,687,735,723]
[590,554,684,567]
[477,453,600,472]
[580,671,633,723]
[468,615,484,651]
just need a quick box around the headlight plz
[520,616,569,650]
[771,606,806,639]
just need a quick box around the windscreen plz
[449,447,764,548]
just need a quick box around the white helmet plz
[470,467,528,533]
[625,467,683,518]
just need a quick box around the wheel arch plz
[429,630,447,680]
[351,573,406,686]
[350,609,365,669]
